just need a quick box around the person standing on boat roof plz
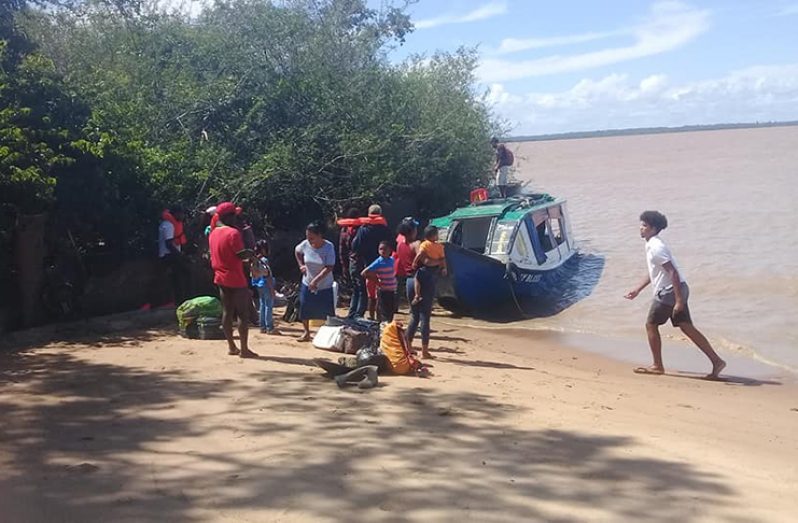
[491,136,514,198]
[624,211,726,379]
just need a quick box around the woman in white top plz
[294,222,336,342]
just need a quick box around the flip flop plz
[634,366,664,375]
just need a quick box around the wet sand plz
[1,310,796,522]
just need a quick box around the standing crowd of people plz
[159,200,446,360]
[156,144,726,378]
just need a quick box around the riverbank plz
[1,311,796,522]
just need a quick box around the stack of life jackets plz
[335,214,388,229]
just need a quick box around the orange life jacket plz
[336,214,388,228]
[162,210,187,246]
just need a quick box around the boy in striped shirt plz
[362,241,398,323]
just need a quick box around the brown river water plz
[494,126,798,374]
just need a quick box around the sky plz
[389,0,798,135]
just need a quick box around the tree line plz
[0,0,498,328]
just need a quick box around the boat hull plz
[437,244,578,318]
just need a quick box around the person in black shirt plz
[349,204,390,318]
[491,136,514,198]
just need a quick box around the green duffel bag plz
[197,316,225,340]
[176,296,222,329]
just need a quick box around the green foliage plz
[0,42,75,212]
[24,0,496,229]
[0,0,498,326]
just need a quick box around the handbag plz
[312,325,344,351]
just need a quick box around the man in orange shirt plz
[209,202,258,358]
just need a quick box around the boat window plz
[524,217,548,265]
[532,211,548,227]
[536,222,554,252]
[455,217,493,254]
[449,222,462,246]
[512,225,530,259]
[549,213,565,246]
[490,221,516,254]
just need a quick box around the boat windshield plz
[449,217,493,254]
[489,222,516,254]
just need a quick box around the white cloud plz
[777,3,798,16]
[496,31,621,55]
[488,64,798,135]
[478,1,710,82]
[415,1,507,30]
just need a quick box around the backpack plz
[340,326,372,354]
[503,147,514,166]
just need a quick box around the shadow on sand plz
[442,357,536,371]
[0,335,738,522]
[669,371,782,387]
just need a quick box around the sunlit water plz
[499,126,798,374]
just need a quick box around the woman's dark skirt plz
[299,284,335,321]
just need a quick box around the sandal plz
[633,366,664,375]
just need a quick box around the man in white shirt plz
[624,211,726,379]
[158,220,178,258]
[158,205,187,305]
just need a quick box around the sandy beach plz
[1,309,796,522]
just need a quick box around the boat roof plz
[430,193,561,227]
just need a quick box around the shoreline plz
[4,305,794,382]
[2,310,797,521]
[433,312,798,383]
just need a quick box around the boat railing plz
[470,192,554,211]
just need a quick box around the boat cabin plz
[430,195,574,269]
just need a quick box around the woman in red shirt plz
[393,217,420,313]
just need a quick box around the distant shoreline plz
[507,120,798,143]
